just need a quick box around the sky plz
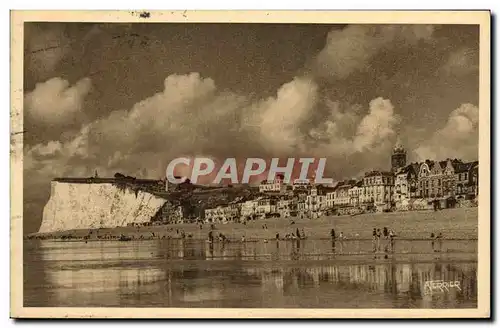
[23,23,480,233]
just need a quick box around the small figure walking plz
[372,228,377,253]
[389,229,395,252]
[376,229,382,251]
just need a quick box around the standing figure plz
[339,232,345,253]
[389,229,395,252]
[376,229,382,251]
[372,228,377,253]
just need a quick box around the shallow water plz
[23,239,477,308]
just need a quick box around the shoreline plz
[26,207,478,242]
[25,237,479,242]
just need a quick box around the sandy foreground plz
[26,207,478,241]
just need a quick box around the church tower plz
[391,144,407,172]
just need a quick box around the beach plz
[26,207,478,242]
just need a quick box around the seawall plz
[39,181,167,233]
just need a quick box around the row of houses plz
[201,157,479,223]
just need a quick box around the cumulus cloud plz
[414,103,479,161]
[306,97,399,156]
[24,73,255,181]
[24,77,92,125]
[314,24,435,79]
[353,97,400,151]
[258,77,319,153]
[25,72,404,186]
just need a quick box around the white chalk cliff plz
[39,181,167,233]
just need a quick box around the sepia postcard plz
[10,10,491,319]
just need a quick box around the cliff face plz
[39,181,167,233]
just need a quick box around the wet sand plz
[23,238,477,308]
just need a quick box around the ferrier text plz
[424,280,462,295]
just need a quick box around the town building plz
[259,175,286,193]
[394,163,419,203]
[334,184,351,207]
[256,198,277,216]
[326,191,335,209]
[277,198,298,218]
[348,181,363,207]
[452,160,479,199]
[305,186,327,215]
[469,161,479,197]
[362,171,394,211]
[292,179,312,191]
[417,159,455,200]
[204,206,224,223]
[440,159,458,198]
[241,199,259,217]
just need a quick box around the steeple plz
[391,143,407,172]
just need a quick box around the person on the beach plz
[241,235,246,242]
[383,227,388,239]
[296,228,301,239]
[437,232,443,252]
[389,229,395,252]
[331,228,336,240]
[208,230,214,243]
[301,228,305,239]
[276,233,280,241]
[376,229,382,251]
[339,232,344,240]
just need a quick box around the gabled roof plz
[410,162,421,173]
[453,161,473,173]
